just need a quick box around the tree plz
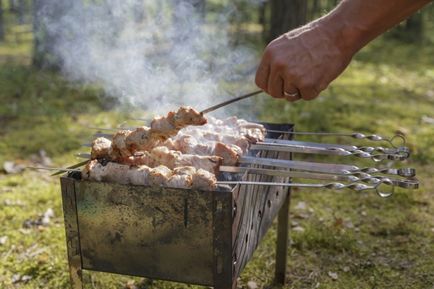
[17,0,24,24]
[266,0,307,43]
[32,0,74,69]
[0,0,4,42]
[9,0,16,12]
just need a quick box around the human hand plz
[255,22,353,102]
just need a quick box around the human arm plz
[255,0,432,101]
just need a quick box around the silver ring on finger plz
[284,91,300,98]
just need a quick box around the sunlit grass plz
[0,19,433,289]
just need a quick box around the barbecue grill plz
[40,92,419,289]
[60,122,294,289]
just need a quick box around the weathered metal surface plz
[232,123,293,279]
[212,190,234,289]
[74,180,215,286]
[275,189,291,284]
[60,177,83,289]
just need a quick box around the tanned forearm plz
[321,0,433,57]
[255,0,432,101]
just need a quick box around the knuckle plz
[299,79,315,90]
[273,59,287,71]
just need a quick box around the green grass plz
[1,27,434,289]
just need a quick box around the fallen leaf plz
[124,280,137,289]
[334,217,344,228]
[21,275,32,283]
[421,115,434,125]
[0,236,8,245]
[11,274,21,284]
[328,271,338,280]
[344,220,354,229]
[292,226,305,233]
[295,201,307,210]
[3,161,25,174]
[247,281,258,289]
[291,221,299,227]
[3,199,25,207]
[342,266,350,272]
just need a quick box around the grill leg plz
[68,260,83,289]
[274,189,290,285]
[61,177,84,289]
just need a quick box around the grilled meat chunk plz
[111,130,133,159]
[192,169,217,190]
[91,137,112,159]
[151,106,207,139]
[166,174,193,189]
[148,165,173,186]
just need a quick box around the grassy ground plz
[1,25,434,289]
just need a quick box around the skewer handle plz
[200,90,262,114]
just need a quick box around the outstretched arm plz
[255,0,432,101]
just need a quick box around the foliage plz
[0,3,434,289]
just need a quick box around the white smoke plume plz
[41,0,259,115]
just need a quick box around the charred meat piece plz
[91,137,112,159]
[127,165,152,186]
[111,130,133,159]
[148,165,173,186]
[150,146,181,169]
[83,161,131,185]
[192,169,217,191]
[167,174,193,189]
[214,142,239,166]
[174,154,222,174]
[126,126,162,152]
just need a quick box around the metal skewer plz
[28,166,82,173]
[216,179,395,198]
[200,90,262,114]
[219,166,418,189]
[266,130,406,148]
[252,143,409,161]
[74,153,415,178]
[50,160,89,176]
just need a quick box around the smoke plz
[41,0,259,115]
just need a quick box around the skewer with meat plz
[96,107,207,159]
[187,116,267,142]
[151,106,207,139]
[104,146,222,173]
[150,146,222,173]
[82,160,217,190]
[168,135,241,166]
[91,137,112,159]
[166,166,196,189]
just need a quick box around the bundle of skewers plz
[41,91,418,197]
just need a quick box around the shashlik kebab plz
[81,107,414,193]
[82,160,217,191]
[83,109,268,190]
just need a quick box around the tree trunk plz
[32,0,74,69]
[9,0,16,12]
[18,0,24,24]
[404,12,423,42]
[310,0,319,20]
[0,0,5,42]
[32,0,45,68]
[266,0,307,43]
[259,1,267,40]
